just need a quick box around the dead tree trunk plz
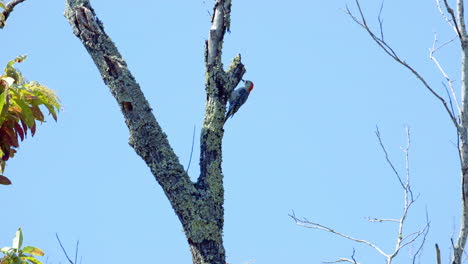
[64,1,246,263]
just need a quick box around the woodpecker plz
[224,80,254,123]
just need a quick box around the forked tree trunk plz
[64,1,246,263]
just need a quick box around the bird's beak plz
[241,79,246,83]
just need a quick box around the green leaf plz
[28,84,60,112]
[21,256,42,264]
[21,247,44,257]
[0,90,8,125]
[44,105,57,121]
[5,56,27,85]
[12,228,23,250]
[1,246,13,253]
[13,99,34,127]
[14,56,26,63]
[6,56,27,68]
[0,2,5,10]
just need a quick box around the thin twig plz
[403,125,414,201]
[290,212,389,257]
[351,248,358,264]
[55,234,74,264]
[186,125,196,173]
[345,0,460,130]
[387,126,419,262]
[367,217,399,223]
[323,258,362,264]
[443,82,458,122]
[430,33,461,114]
[435,243,442,264]
[293,127,427,264]
[378,0,385,41]
[375,126,405,189]
[410,213,430,264]
[437,0,461,36]
[443,0,463,39]
[74,240,79,264]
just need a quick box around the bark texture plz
[454,38,468,264]
[64,1,245,263]
[453,1,468,263]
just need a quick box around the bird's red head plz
[243,80,254,92]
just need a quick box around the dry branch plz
[292,128,428,264]
[0,0,26,28]
[345,1,468,263]
[345,0,459,130]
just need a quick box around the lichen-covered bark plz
[64,0,246,263]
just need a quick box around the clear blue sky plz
[0,0,462,263]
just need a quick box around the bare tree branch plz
[0,0,26,28]
[56,234,74,264]
[64,0,196,216]
[290,212,389,258]
[437,0,460,35]
[293,128,428,264]
[323,249,361,264]
[323,258,362,264]
[378,1,385,41]
[375,126,405,189]
[436,244,442,264]
[74,240,79,264]
[345,0,460,130]
[430,33,461,114]
[411,211,430,264]
[442,0,464,39]
[367,217,399,223]
[346,1,468,263]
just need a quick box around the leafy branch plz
[0,228,45,264]
[0,55,61,185]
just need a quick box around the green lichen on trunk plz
[65,0,246,263]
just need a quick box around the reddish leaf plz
[30,121,36,136]
[3,126,18,148]
[30,105,44,122]
[0,175,11,185]
[14,122,24,141]
[0,127,12,147]
[14,98,34,127]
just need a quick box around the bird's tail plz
[223,109,232,124]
